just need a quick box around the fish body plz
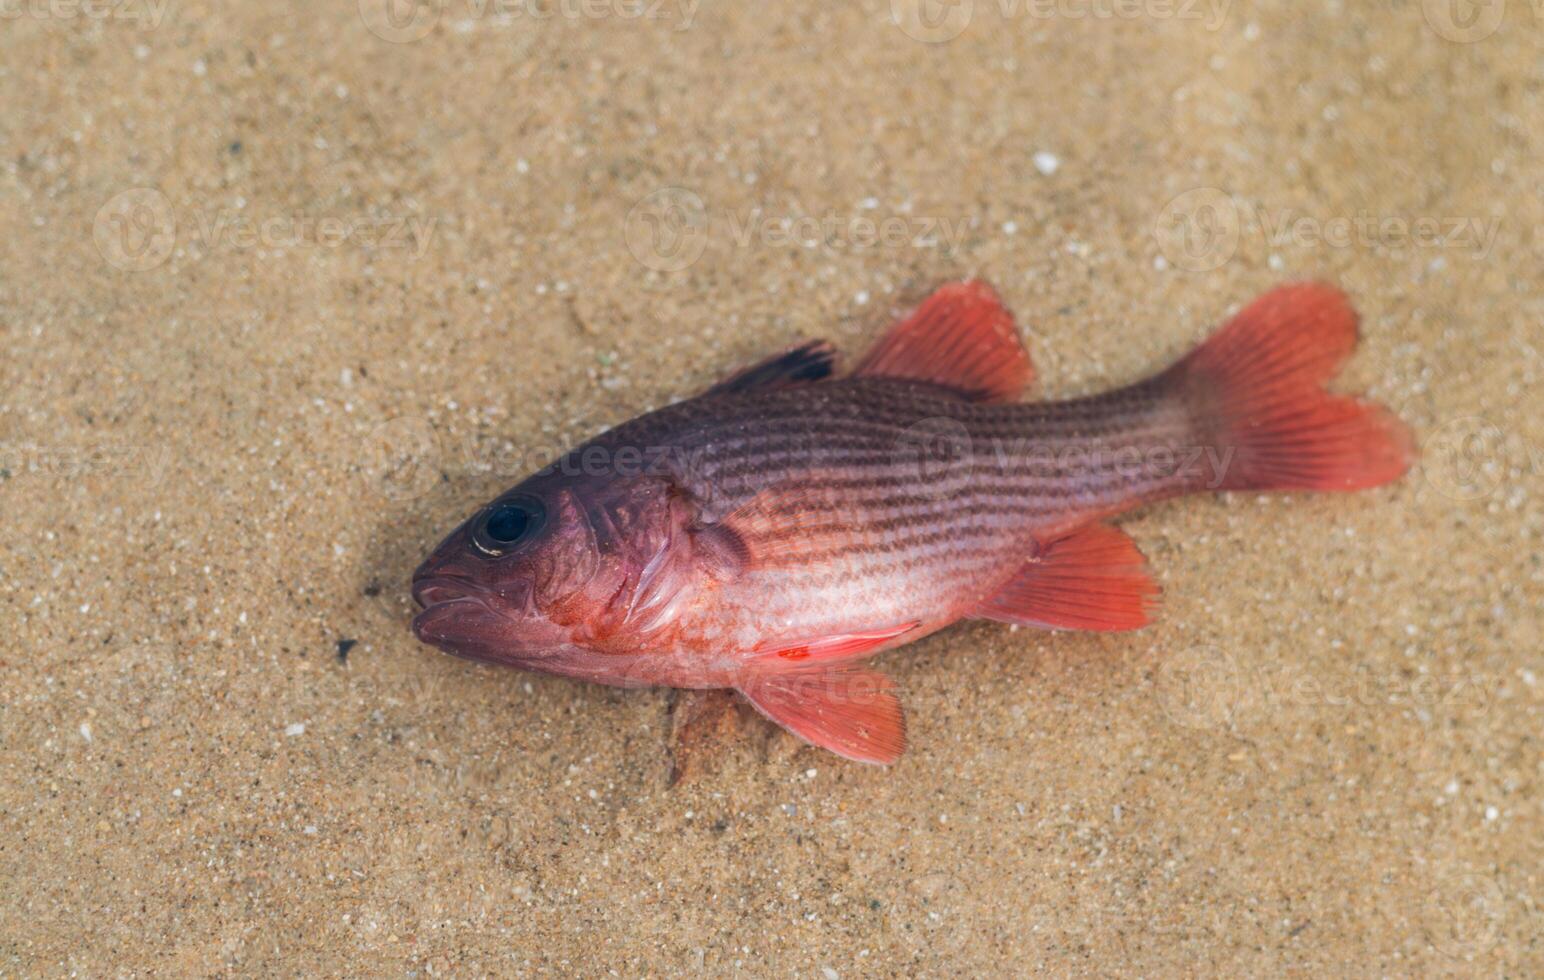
[412,282,1413,763]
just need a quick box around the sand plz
[2,0,1540,974]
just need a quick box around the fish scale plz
[412,281,1413,764]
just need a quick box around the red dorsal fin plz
[1162,283,1415,491]
[704,339,837,396]
[737,665,906,764]
[853,280,1033,402]
[973,523,1159,631]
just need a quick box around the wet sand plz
[2,1,1539,974]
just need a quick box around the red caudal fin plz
[1162,283,1415,492]
[853,280,1034,402]
[973,523,1159,631]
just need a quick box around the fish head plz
[411,465,694,673]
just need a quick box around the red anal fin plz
[1164,282,1415,492]
[973,523,1159,632]
[853,280,1033,402]
[751,622,920,665]
[737,666,906,765]
[704,339,837,396]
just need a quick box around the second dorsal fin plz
[852,280,1033,402]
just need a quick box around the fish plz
[411,281,1413,764]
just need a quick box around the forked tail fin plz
[1164,283,1415,492]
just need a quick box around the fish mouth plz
[410,574,499,644]
[409,575,548,668]
[412,595,501,645]
[412,574,481,609]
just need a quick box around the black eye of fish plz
[472,496,545,556]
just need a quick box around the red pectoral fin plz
[853,280,1033,402]
[973,523,1160,631]
[737,666,906,765]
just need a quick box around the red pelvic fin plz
[703,339,838,396]
[973,523,1159,632]
[853,280,1033,402]
[1165,282,1415,492]
[737,665,906,764]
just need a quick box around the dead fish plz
[411,281,1413,763]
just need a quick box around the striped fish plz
[412,282,1413,763]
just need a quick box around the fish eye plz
[471,495,545,556]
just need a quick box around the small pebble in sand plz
[284,723,306,737]
[1033,151,1061,176]
[1484,806,1499,821]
